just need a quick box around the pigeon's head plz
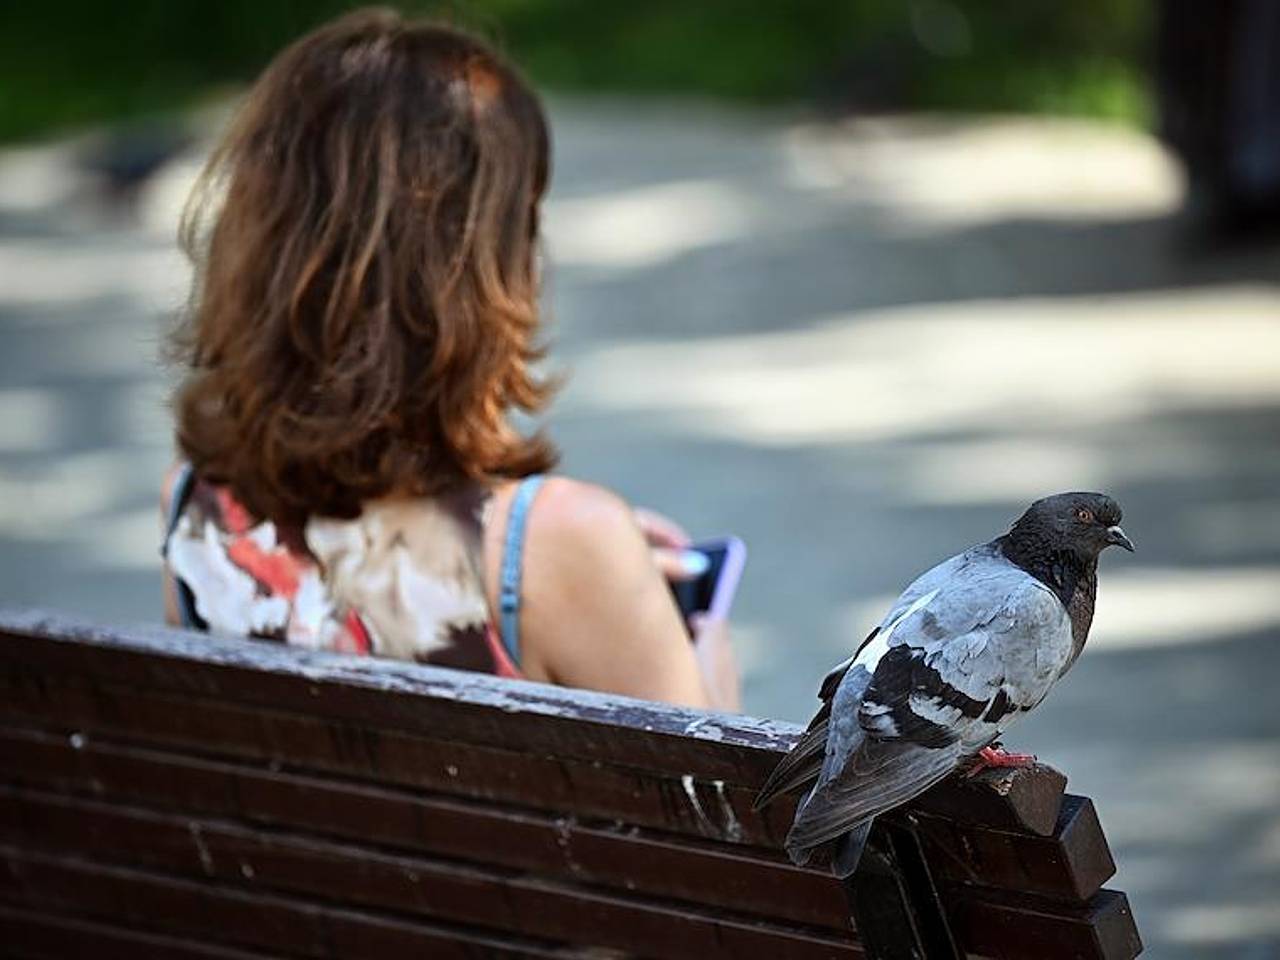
[1013,492,1134,559]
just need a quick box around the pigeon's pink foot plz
[966,746,1037,778]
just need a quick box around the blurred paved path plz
[2,101,1279,958]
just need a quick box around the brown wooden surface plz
[846,824,964,960]
[0,846,587,959]
[950,888,1143,960]
[907,794,1117,903]
[0,724,852,932]
[0,671,797,848]
[1,843,859,960]
[909,764,1069,837]
[0,903,276,960]
[0,785,858,959]
[0,610,794,780]
[0,611,1105,841]
[0,608,1141,959]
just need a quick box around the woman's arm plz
[484,477,739,711]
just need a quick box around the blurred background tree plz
[0,0,1150,144]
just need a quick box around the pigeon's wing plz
[756,551,983,812]
[857,550,1072,748]
[754,633,875,810]
[756,549,987,819]
[786,738,965,853]
[867,546,982,637]
[752,720,829,812]
[786,559,1070,853]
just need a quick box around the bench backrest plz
[0,610,1141,959]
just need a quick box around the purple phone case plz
[700,536,746,621]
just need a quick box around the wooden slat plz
[0,776,854,941]
[910,794,1117,903]
[0,846,635,959]
[0,612,792,781]
[948,888,1143,960]
[1,838,859,960]
[909,764,1068,837]
[2,844,330,957]
[0,903,275,960]
[0,672,793,847]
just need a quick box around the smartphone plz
[668,536,746,634]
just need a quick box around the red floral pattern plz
[165,477,516,676]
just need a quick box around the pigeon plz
[754,492,1134,878]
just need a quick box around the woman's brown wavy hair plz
[172,8,556,529]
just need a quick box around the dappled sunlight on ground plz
[563,289,1280,446]
[1165,904,1280,952]
[0,388,70,453]
[782,115,1183,228]
[0,240,183,310]
[1090,566,1280,651]
[545,178,755,270]
[0,448,168,540]
[2,103,1277,958]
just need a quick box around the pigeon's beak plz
[1105,525,1135,552]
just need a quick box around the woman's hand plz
[635,506,740,711]
[634,507,707,581]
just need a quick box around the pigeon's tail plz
[832,821,873,878]
[784,819,872,878]
[786,842,815,867]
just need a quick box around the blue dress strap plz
[498,474,545,667]
[162,462,197,550]
[160,462,205,630]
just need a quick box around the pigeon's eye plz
[1076,508,1094,524]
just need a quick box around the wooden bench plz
[0,610,1142,959]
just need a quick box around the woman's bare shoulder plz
[487,475,636,552]
[530,476,637,543]
[509,475,701,700]
[483,475,640,605]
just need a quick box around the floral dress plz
[163,469,521,677]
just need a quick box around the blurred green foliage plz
[0,0,1151,143]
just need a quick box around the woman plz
[161,9,738,711]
